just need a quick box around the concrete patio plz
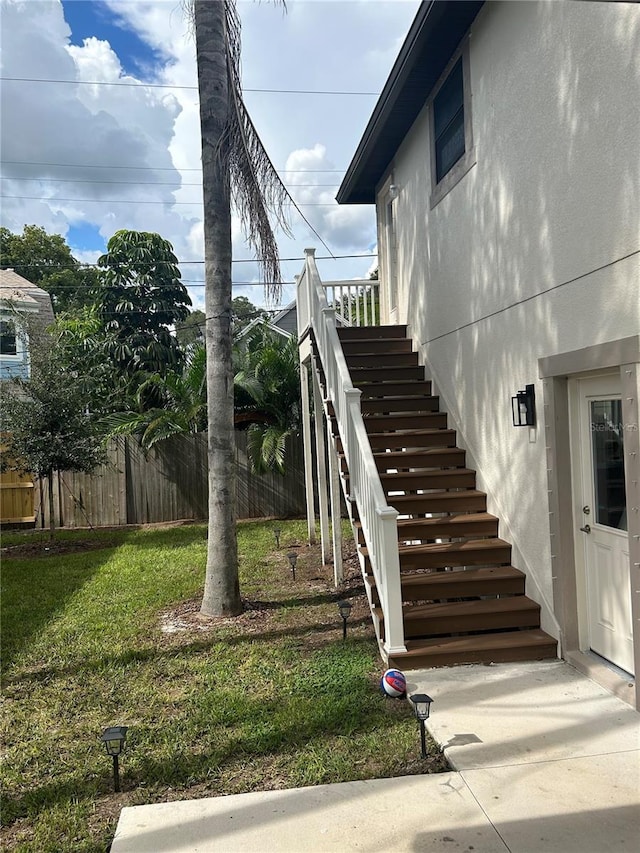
[111,660,639,852]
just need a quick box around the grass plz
[1,520,447,852]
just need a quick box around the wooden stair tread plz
[395,629,556,657]
[337,325,407,340]
[344,353,419,366]
[355,512,498,541]
[362,537,509,559]
[361,397,441,414]
[401,565,524,590]
[357,381,433,398]
[395,512,497,530]
[399,537,509,557]
[403,596,539,621]
[380,467,476,480]
[387,490,487,513]
[354,512,497,531]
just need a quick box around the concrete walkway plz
[111,661,639,853]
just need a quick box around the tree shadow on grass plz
[2,617,374,688]
[0,533,137,679]
[2,661,413,827]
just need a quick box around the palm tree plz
[191,0,290,617]
[101,345,208,449]
[233,325,300,474]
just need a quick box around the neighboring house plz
[236,299,298,343]
[0,268,54,380]
[0,268,54,526]
[270,300,297,337]
[329,1,639,705]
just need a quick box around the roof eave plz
[337,0,484,205]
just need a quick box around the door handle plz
[580,524,591,534]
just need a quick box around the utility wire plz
[5,254,377,269]
[1,194,348,206]
[0,176,340,188]
[1,161,346,173]
[0,76,378,96]
[421,250,640,345]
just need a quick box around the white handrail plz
[297,249,406,655]
[321,280,379,327]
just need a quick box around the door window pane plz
[591,400,627,530]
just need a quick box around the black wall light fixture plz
[512,384,536,427]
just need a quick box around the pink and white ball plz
[380,668,407,699]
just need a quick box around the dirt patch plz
[156,536,370,650]
[0,536,119,558]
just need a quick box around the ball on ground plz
[380,668,407,699]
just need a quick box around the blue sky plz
[61,0,162,77]
[1,0,421,310]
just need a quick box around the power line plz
[1,161,346,173]
[1,194,348,206]
[421,250,640,346]
[0,76,378,96]
[0,176,340,188]
[4,254,376,269]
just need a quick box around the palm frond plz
[246,423,290,475]
[223,1,292,304]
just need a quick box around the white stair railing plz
[322,280,379,327]
[297,249,406,656]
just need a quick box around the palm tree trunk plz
[194,0,241,616]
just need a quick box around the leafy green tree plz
[0,224,98,313]
[52,306,131,415]
[175,309,206,349]
[192,0,290,618]
[231,296,265,332]
[95,230,192,399]
[1,334,107,539]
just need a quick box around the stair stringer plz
[311,351,397,666]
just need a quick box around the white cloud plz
[1,0,420,305]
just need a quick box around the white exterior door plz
[577,375,633,675]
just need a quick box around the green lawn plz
[1,521,446,852]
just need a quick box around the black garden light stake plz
[274,527,281,548]
[286,551,297,580]
[337,600,352,640]
[101,726,128,792]
[409,693,433,759]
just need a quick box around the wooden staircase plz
[331,324,557,670]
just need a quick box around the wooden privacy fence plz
[33,431,307,529]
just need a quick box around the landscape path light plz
[337,600,352,640]
[409,693,433,758]
[101,726,128,792]
[274,527,281,548]
[286,551,297,580]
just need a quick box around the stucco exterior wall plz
[377,1,640,634]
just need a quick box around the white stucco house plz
[297,0,640,708]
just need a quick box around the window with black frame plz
[0,319,17,356]
[433,58,465,184]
